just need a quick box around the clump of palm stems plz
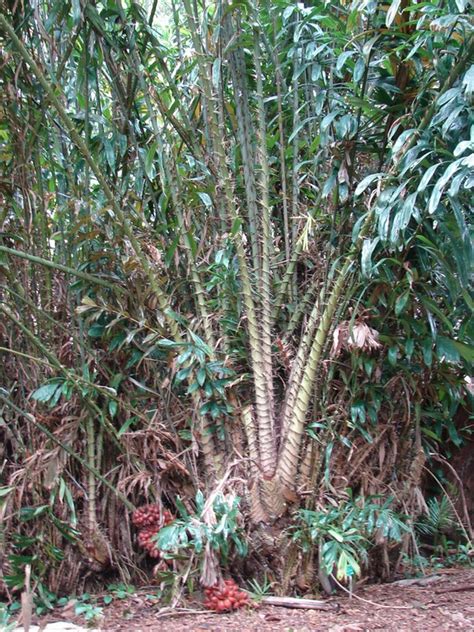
[0,0,472,605]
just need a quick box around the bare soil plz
[35,567,474,632]
[97,568,474,631]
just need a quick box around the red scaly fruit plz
[132,504,162,527]
[203,579,249,612]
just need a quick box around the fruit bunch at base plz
[132,504,174,558]
[204,579,250,612]
[132,504,162,528]
[137,525,161,558]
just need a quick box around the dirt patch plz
[94,568,474,632]
[24,568,473,631]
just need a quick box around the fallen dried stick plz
[330,575,412,610]
[391,574,443,587]
[154,607,217,619]
[260,596,338,611]
[435,584,474,595]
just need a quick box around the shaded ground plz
[101,568,473,631]
[36,568,474,632]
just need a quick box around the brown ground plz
[93,568,474,632]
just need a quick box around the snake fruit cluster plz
[204,579,250,612]
[132,504,174,558]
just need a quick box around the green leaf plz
[103,139,115,170]
[145,142,158,179]
[288,116,316,143]
[328,529,344,542]
[88,324,104,338]
[462,64,474,98]
[386,0,402,27]
[361,237,379,278]
[404,338,414,360]
[321,110,340,132]
[177,348,192,365]
[108,400,118,418]
[187,381,200,394]
[118,417,137,436]
[351,402,366,424]
[20,505,49,521]
[388,347,398,366]
[450,339,474,363]
[353,57,365,83]
[336,51,354,72]
[354,173,384,196]
[109,332,126,352]
[156,524,182,551]
[397,192,417,236]
[437,87,460,107]
[175,367,192,382]
[31,380,63,404]
[453,140,474,158]
[165,235,179,266]
[71,0,82,23]
[418,164,439,192]
[421,297,454,333]
[231,217,242,236]
[395,290,409,316]
[175,496,189,519]
[422,339,433,367]
[189,331,212,356]
[442,105,464,136]
[392,130,415,155]
[322,172,337,198]
[197,367,206,386]
[428,159,462,214]
[197,192,213,207]
[282,5,295,21]
[156,339,179,349]
[436,337,460,363]
[421,426,441,441]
